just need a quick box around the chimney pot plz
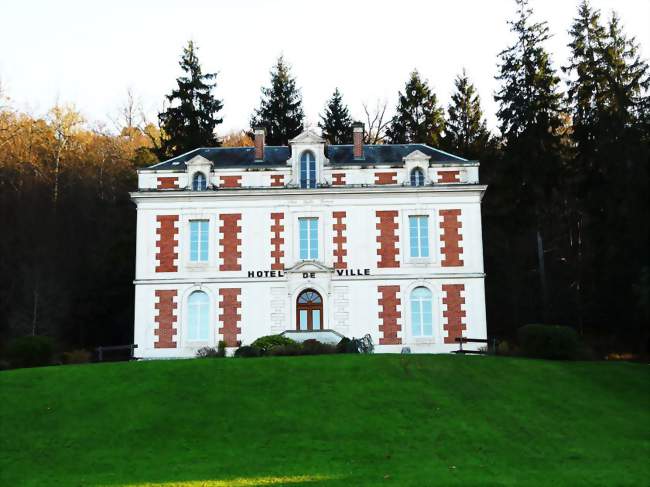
[254,127,265,161]
[352,122,364,159]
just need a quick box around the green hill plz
[0,355,648,487]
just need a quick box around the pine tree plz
[442,69,490,159]
[318,88,353,144]
[386,70,445,145]
[494,0,565,321]
[250,56,304,146]
[157,41,223,158]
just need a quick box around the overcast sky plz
[1,0,648,135]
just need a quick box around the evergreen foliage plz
[318,88,353,144]
[386,70,445,145]
[441,69,490,159]
[157,41,223,158]
[250,56,304,145]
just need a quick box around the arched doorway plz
[296,289,323,331]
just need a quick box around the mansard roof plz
[146,143,468,171]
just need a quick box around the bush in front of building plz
[234,345,262,358]
[268,342,303,356]
[251,334,298,355]
[62,349,91,364]
[517,324,584,360]
[300,339,336,355]
[336,337,359,354]
[5,335,55,368]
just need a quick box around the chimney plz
[254,127,265,161]
[352,122,364,159]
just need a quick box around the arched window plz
[410,167,425,187]
[188,291,209,341]
[411,287,433,337]
[296,289,323,331]
[192,172,207,191]
[300,151,317,189]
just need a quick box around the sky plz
[1,0,648,135]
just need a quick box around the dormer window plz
[410,168,425,187]
[192,172,207,191]
[300,151,317,189]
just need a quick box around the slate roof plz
[146,144,469,171]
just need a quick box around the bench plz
[96,344,138,362]
[453,337,488,354]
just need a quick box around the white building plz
[131,124,488,357]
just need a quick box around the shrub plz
[62,349,91,364]
[269,342,302,356]
[234,345,261,358]
[196,347,219,358]
[217,340,227,357]
[336,337,359,354]
[517,324,582,360]
[251,334,297,355]
[6,336,55,368]
[301,339,336,355]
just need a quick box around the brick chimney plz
[254,127,265,161]
[352,122,364,159]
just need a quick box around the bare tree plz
[362,99,390,144]
[111,87,145,134]
[47,103,83,205]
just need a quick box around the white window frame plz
[403,282,443,344]
[291,211,325,264]
[401,209,438,266]
[180,213,215,271]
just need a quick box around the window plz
[409,215,430,258]
[410,168,425,186]
[297,289,323,331]
[189,220,209,262]
[299,217,318,260]
[300,151,317,188]
[192,172,207,191]
[188,291,209,341]
[411,287,433,337]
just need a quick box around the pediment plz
[289,129,325,145]
[186,155,213,168]
[285,260,333,273]
[403,150,431,162]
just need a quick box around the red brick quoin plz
[219,288,241,347]
[155,215,179,272]
[332,211,347,269]
[219,214,242,271]
[332,173,346,185]
[439,209,464,267]
[270,174,285,187]
[438,170,460,183]
[154,290,177,348]
[375,172,397,185]
[219,175,242,188]
[442,284,466,344]
[270,212,285,270]
[378,285,401,345]
[157,177,179,189]
[376,210,400,268]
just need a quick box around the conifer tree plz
[494,0,564,320]
[442,69,490,159]
[250,56,304,146]
[386,70,444,145]
[157,41,223,158]
[318,88,353,144]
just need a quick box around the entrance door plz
[296,289,323,331]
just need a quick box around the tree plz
[441,69,490,159]
[386,70,445,145]
[362,99,390,144]
[157,41,223,158]
[493,0,565,322]
[318,88,353,144]
[250,56,304,145]
[221,131,254,147]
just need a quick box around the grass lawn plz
[0,354,648,487]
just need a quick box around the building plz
[131,124,488,357]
